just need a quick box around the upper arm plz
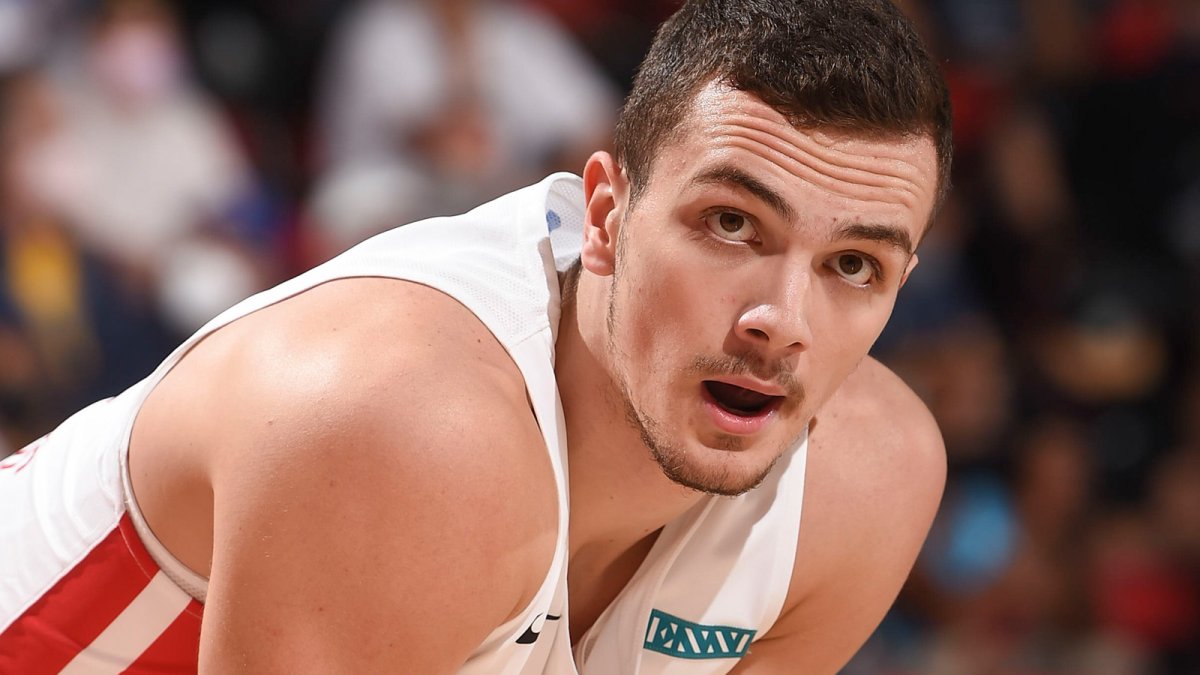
[194,279,557,673]
[733,357,946,674]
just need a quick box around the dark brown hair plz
[614,0,953,211]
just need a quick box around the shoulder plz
[146,278,559,669]
[734,357,944,672]
[812,355,945,487]
[797,356,945,563]
[208,276,559,561]
[175,277,546,460]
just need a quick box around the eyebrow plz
[833,222,914,257]
[689,165,797,223]
[690,164,915,256]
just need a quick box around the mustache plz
[687,353,805,401]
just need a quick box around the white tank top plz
[0,173,808,674]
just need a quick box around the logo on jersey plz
[643,609,756,659]
[515,612,561,644]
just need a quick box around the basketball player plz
[0,0,951,672]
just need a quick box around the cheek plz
[827,308,887,350]
[615,249,717,363]
[852,293,900,348]
[808,298,892,382]
[618,276,680,358]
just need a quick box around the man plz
[0,0,951,672]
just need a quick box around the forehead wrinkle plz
[714,132,924,214]
[706,116,933,210]
[688,84,937,192]
[694,93,937,181]
[688,164,797,222]
[717,121,926,200]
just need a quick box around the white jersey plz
[0,173,808,673]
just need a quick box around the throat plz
[567,529,661,645]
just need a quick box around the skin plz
[571,82,929,495]
[132,279,558,671]
[130,81,945,672]
[561,83,945,660]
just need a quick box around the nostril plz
[746,327,769,341]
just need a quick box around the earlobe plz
[581,151,626,277]
[899,254,919,288]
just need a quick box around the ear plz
[898,253,919,288]
[581,151,627,278]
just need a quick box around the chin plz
[651,438,782,497]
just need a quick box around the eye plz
[829,253,877,286]
[703,210,758,243]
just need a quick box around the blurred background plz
[0,0,1195,672]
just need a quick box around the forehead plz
[647,83,939,232]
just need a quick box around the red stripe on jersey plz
[122,598,203,674]
[0,514,162,672]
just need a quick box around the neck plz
[555,268,706,569]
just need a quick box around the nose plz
[733,270,813,356]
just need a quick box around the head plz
[615,0,953,215]
[89,0,184,107]
[577,0,951,495]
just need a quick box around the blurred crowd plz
[0,0,1196,672]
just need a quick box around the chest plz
[567,530,661,644]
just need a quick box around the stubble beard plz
[619,383,777,497]
[604,263,786,497]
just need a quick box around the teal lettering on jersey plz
[642,609,757,659]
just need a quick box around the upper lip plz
[705,376,787,398]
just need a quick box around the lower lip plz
[699,386,780,436]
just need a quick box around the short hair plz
[614,0,953,212]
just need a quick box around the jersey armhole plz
[119,440,209,603]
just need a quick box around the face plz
[93,18,182,105]
[580,83,939,496]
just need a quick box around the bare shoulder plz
[815,354,945,480]
[733,357,945,673]
[136,277,558,671]
[794,356,945,568]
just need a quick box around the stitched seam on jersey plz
[506,235,555,348]
[513,172,572,348]
[756,429,810,639]
[498,332,568,649]
[502,315,551,349]
[117,514,203,618]
[117,519,158,585]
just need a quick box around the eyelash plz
[696,206,890,287]
[838,252,886,287]
[699,207,759,243]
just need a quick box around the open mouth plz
[702,381,783,418]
